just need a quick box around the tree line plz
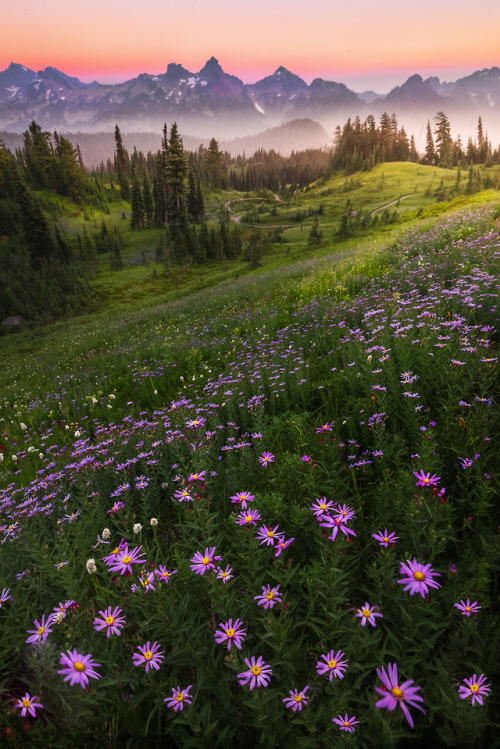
[330,112,500,174]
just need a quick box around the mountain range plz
[1,58,499,144]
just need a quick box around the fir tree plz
[114,124,130,200]
[206,137,224,188]
[424,121,436,165]
[142,171,153,227]
[434,112,453,167]
[130,168,145,229]
[166,123,189,259]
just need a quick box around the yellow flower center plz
[122,555,132,564]
[112,547,120,555]
[74,661,85,672]
[362,608,371,617]
[294,695,302,702]
[226,628,235,637]
[383,537,389,543]
[239,495,246,500]
[105,616,114,625]
[202,557,210,565]
[162,572,170,578]
[328,659,337,668]
[465,606,471,612]
[423,477,430,484]
[22,698,31,708]
[470,684,479,693]
[343,721,350,727]
[320,504,327,510]
[221,572,228,578]
[251,665,261,676]
[37,627,45,635]
[245,515,253,522]
[265,591,274,600]
[391,687,404,699]
[413,571,425,581]
[176,693,184,701]
[267,530,274,538]
[144,651,153,660]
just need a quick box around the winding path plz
[225,194,293,228]
[370,194,415,215]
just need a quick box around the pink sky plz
[2,0,499,91]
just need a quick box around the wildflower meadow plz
[0,206,498,747]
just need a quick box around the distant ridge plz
[0,59,498,144]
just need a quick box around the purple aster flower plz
[236,509,261,526]
[332,713,359,733]
[174,488,194,502]
[94,606,126,637]
[105,545,146,576]
[256,524,284,546]
[0,588,12,608]
[413,470,440,487]
[258,451,275,467]
[58,648,101,688]
[155,566,178,584]
[138,571,156,594]
[320,514,356,542]
[214,618,246,650]
[52,600,77,619]
[283,686,309,712]
[26,614,54,644]
[309,498,336,518]
[333,504,356,522]
[14,692,43,718]
[237,655,273,690]
[398,558,441,598]
[458,673,491,706]
[108,500,125,515]
[274,536,295,557]
[216,565,233,583]
[454,598,481,616]
[316,650,349,680]
[354,602,383,627]
[372,529,399,547]
[132,641,164,672]
[164,685,193,711]
[230,491,255,509]
[254,584,282,609]
[188,471,206,482]
[374,662,425,728]
[316,422,334,433]
[190,547,221,575]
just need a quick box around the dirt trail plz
[371,194,415,215]
[225,195,292,228]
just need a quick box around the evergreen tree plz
[114,124,130,200]
[434,112,453,167]
[196,176,205,220]
[22,121,56,189]
[54,134,83,196]
[130,168,145,229]
[308,216,323,247]
[424,121,437,165]
[187,168,200,223]
[142,171,153,227]
[166,123,189,259]
[206,137,224,188]
[409,135,419,162]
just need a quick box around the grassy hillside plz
[0,167,498,747]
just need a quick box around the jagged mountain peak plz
[198,56,224,78]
